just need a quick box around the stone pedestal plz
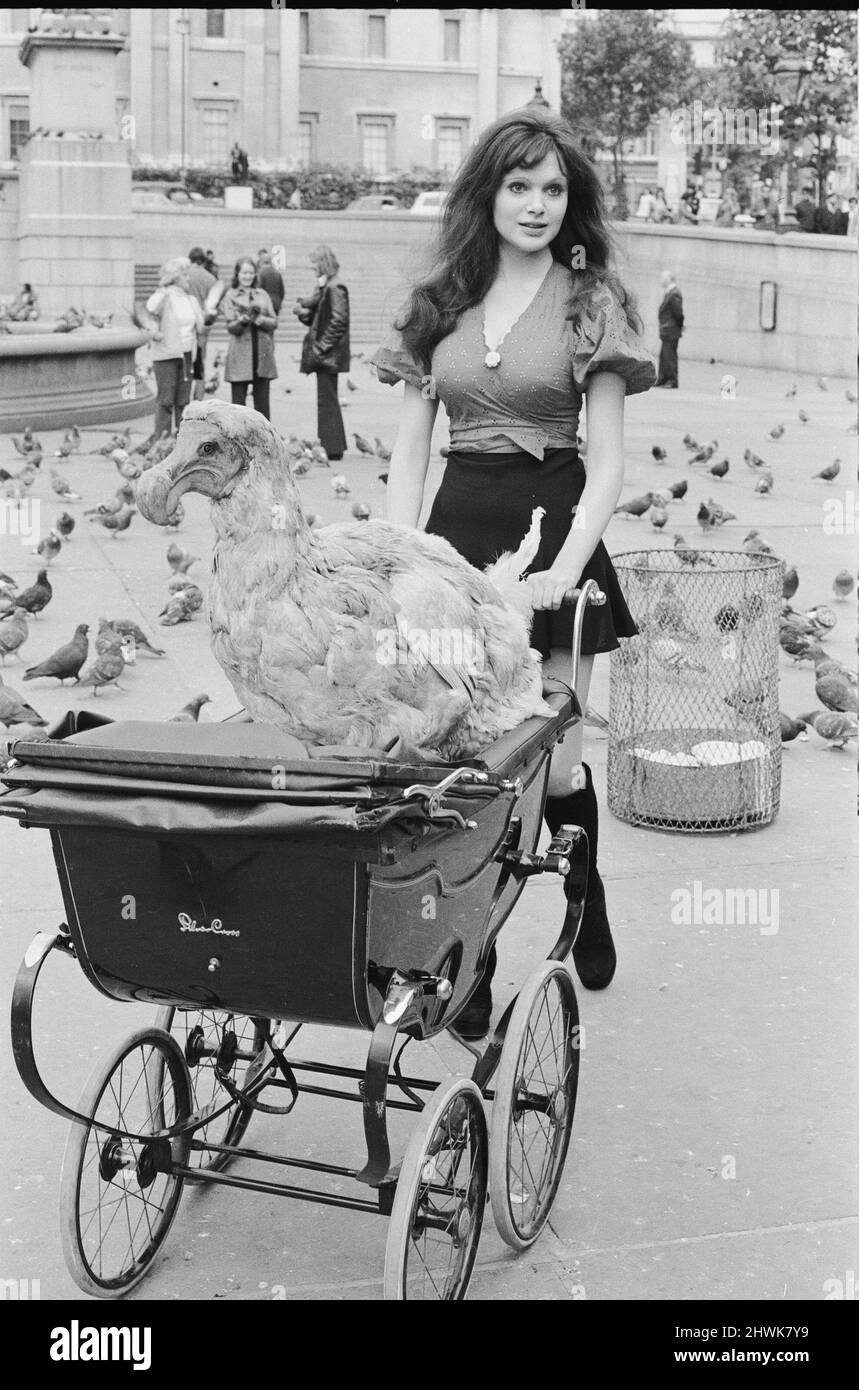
[225,186,254,211]
[17,24,133,320]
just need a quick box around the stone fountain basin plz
[0,326,154,431]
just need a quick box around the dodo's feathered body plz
[137,402,551,759]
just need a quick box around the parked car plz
[132,182,223,208]
[410,190,449,216]
[345,193,404,212]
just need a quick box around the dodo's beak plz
[137,425,238,526]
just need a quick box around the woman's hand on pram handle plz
[527,574,607,612]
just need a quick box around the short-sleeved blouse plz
[370,260,655,458]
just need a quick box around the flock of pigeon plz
[610,373,858,753]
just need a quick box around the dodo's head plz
[137,400,284,525]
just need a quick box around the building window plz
[437,120,465,176]
[443,18,461,63]
[367,13,387,60]
[206,10,225,40]
[297,118,314,167]
[299,10,310,55]
[359,118,392,176]
[201,106,230,164]
[9,107,29,160]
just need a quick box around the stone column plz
[657,111,686,214]
[477,9,500,134]
[17,21,134,318]
[540,11,564,113]
[279,7,301,170]
[242,8,266,163]
[129,7,153,162]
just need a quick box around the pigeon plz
[833,570,855,601]
[785,384,797,399]
[651,445,667,463]
[107,620,165,657]
[0,676,46,728]
[697,499,735,531]
[689,441,717,465]
[779,627,817,662]
[23,623,89,684]
[94,618,123,656]
[782,567,799,600]
[742,530,774,556]
[112,449,141,481]
[651,586,700,642]
[12,429,41,456]
[15,571,52,618]
[614,491,654,518]
[78,647,125,694]
[160,583,203,617]
[682,433,699,450]
[673,534,714,567]
[754,470,774,494]
[650,505,668,529]
[88,504,136,536]
[159,591,197,625]
[62,426,81,451]
[804,604,837,633]
[310,443,329,469]
[0,573,17,589]
[779,713,807,743]
[33,531,62,564]
[798,710,857,749]
[167,543,198,575]
[709,457,729,479]
[816,377,828,392]
[811,649,856,683]
[330,474,351,498]
[85,484,135,518]
[0,608,30,662]
[651,489,674,509]
[55,512,75,539]
[815,670,858,714]
[169,694,211,723]
[649,638,707,675]
[374,437,392,463]
[743,448,768,472]
[50,470,80,500]
[353,433,374,456]
[768,424,784,440]
[669,479,688,500]
[204,370,220,395]
[811,459,840,482]
[798,409,809,424]
[351,501,371,520]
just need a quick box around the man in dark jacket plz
[793,186,817,233]
[256,250,285,315]
[187,246,217,400]
[815,192,848,235]
[656,270,684,389]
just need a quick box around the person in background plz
[651,187,670,224]
[293,245,350,461]
[656,269,684,389]
[187,246,217,401]
[145,256,203,436]
[847,196,858,238]
[256,249,285,316]
[287,186,303,210]
[793,185,817,233]
[221,256,278,420]
[714,185,740,227]
[678,184,699,224]
[635,188,655,220]
[815,191,848,235]
[755,178,779,232]
[204,248,218,277]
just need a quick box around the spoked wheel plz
[489,961,579,1250]
[59,1027,192,1298]
[153,1008,269,1173]
[384,1077,488,1301]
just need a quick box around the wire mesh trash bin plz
[608,549,784,833]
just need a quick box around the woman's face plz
[172,266,190,292]
[492,151,568,259]
[237,261,256,289]
[309,252,325,277]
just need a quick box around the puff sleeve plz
[369,321,428,390]
[571,288,656,397]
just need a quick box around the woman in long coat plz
[293,245,350,460]
[221,257,278,420]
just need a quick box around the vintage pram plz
[3,583,604,1301]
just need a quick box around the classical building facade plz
[0,8,566,172]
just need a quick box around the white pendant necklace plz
[482,263,552,368]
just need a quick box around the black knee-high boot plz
[544,763,617,989]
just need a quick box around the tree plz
[716,10,857,206]
[558,9,696,219]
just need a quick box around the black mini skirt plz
[424,447,638,659]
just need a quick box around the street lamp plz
[772,47,813,230]
[176,9,190,178]
[526,79,551,112]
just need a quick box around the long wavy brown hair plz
[396,108,641,371]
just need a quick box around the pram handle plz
[563,581,606,695]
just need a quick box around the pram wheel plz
[153,1008,268,1173]
[384,1077,488,1301]
[59,1027,191,1298]
[489,961,579,1250]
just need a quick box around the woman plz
[221,257,278,420]
[651,187,670,223]
[293,246,350,461]
[146,257,204,436]
[371,107,655,1038]
[714,185,740,228]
